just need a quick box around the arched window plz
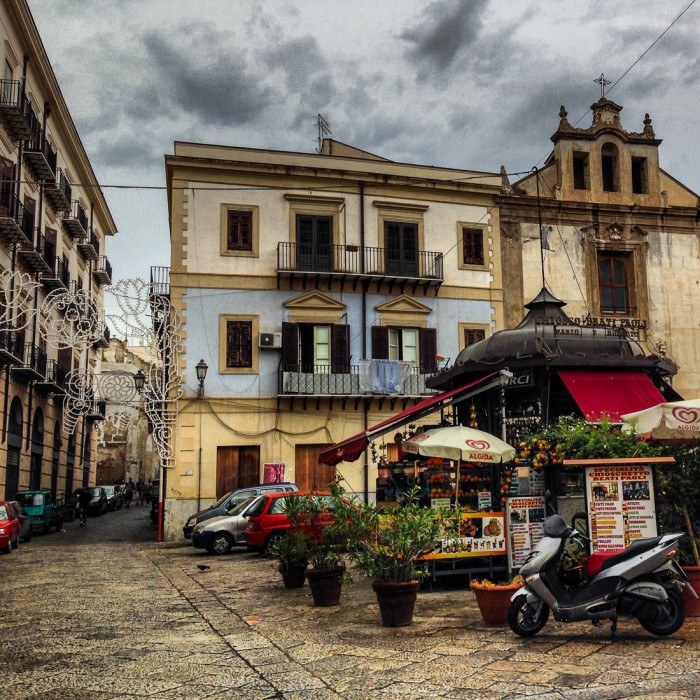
[601,142,620,192]
[5,397,23,499]
[30,408,44,490]
[51,421,61,499]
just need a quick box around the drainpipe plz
[359,183,369,503]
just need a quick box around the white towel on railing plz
[359,359,410,393]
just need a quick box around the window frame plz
[219,204,259,258]
[219,314,259,375]
[457,222,489,270]
[458,322,490,351]
[597,253,631,315]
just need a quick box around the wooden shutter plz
[238,446,260,488]
[0,157,13,214]
[226,320,252,368]
[463,227,484,265]
[464,328,486,347]
[227,210,252,251]
[295,444,334,491]
[331,324,350,373]
[281,322,299,370]
[419,327,437,374]
[371,326,389,359]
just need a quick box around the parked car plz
[183,483,298,539]
[71,487,108,517]
[0,501,21,553]
[8,501,31,542]
[102,485,124,511]
[191,496,263,555]
[15,490,69,534]
[245,491,334,554]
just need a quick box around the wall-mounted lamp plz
[133,369,146,394]
[196,359,208,398]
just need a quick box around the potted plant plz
[331,486,441,627]
[283,493,345,606]
[471,576,524,626]
[268,530,309,589]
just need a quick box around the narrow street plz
[1,508,699,700]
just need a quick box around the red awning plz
[318,372,500,466]
[558,370,666,423]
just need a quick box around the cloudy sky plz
[28,0,699,285]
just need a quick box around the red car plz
[0,500,21,554]
[245,491,334,554]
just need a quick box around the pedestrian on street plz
[77,487,91,526]
[124,479,133,508]
[144,478,152,505]
[136,479,144,506]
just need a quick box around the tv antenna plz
[316,114,331,153]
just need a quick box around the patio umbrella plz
[621,399,700,440]
[402,426,516,463]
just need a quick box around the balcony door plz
[296,215,332,272]
[216,445,260,498]
[282,322,349,374]
[385,222,418,276]
[295,444,335,491]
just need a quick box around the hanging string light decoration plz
[62,367,95,435]
[0,269,39,331]
[39,287,102,350]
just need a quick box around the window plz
[296,215,332,272]
[219,313,259,374]
[462,227,484,266]
[282,322,349,374]
[388,328,418,364]
[2,61,11,104]
[0,157,13,213]
[464,328,486,347]
[598,253,630,314]
[631,157,647,195]
[226,210,252,251]
[601,143,619,192]
[573,152,589,190]
[225,319,252,368]
[372,326,437,373]
[385,221,418,276]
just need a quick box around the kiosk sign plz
[585,464,656,551]
[507,496,545,569]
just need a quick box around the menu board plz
[585,464,657,552]
[420,512,506,559]
[507,496,546,569]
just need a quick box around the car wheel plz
[209,532,234,555]
[23,532,31,543]
[264,531,286,555]
[3,540,11,554]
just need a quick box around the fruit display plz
[421,463,496,506]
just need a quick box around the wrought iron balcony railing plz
[77,230,99,262]
[93,255,112,286]
[44,168,72,214]
[24,128,57,181]
[0,80,39,141]
[17,231,51,274]
[35,359,67,395]
[11,342,47,382]
[63,199,88,239]
[0,191,32,247]
[42,256,70,290]
[0,327,24,364]
[150,266,170,296]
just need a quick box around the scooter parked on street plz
[508,491,697,639]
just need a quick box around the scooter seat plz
[585,550,625,578]
[596,536,663,574]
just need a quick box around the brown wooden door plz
[294,444,334,491]
[216,446,260,497]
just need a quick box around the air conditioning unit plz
[259,332,282,349]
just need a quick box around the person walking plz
[124,479,134,508]
[136,479,144,506]
[77,487,91,527]
[144,478,152,506]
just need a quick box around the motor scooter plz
[508,492,697,639]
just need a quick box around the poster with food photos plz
[420,512,506,559]
[585,464,657,552]
[507,496,546,569]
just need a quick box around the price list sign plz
[585,464,656,552]
[506,496,545,569]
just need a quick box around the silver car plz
[191,495,263,555]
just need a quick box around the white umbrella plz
[403,426,516,463]
[621,399,700,440]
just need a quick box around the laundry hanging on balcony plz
[359,359,411,394]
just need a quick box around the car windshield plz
[91,488,101,497]
[227,496,256,516]
[103,486,115,496]
[212,491,233,508]
[0,505,8,520]
[17,492,43,507]
[246,497,268,517]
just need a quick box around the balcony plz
[0,80,39,141]
[24,128,57,181]
[62,199,88,239]
[17,232,52,275]
[93,325,110,349]
[11,343,47,383]
[41,256,70,291]
[86,400,106,422]
[77,230,99,262]
[44,169,72,214]
[35,359,66,395]
[0,327,24,365]
[150,265,170,297]
[93,255,112,286]
[277,243,443,295]
[0,193,32,247]
[278,363,434,409]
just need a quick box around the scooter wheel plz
[638,589,685,637]
[508,594,549,637]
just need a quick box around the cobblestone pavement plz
[0,506,698,700]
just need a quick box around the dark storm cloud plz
[401,0,489,71]
[87,134,159,171]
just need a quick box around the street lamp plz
[196,359,208,398]
[133,369,146,394]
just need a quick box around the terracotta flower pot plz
[372,580,420,627]
[681,565,700,617]
[472,585,522,626]
[280,565,306,589]
[306,566,345,606]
